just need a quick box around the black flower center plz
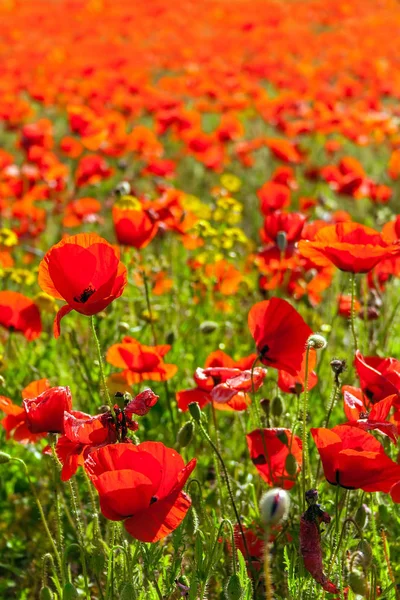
[74,285,96,303]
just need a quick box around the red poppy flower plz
[84,442,196,542]
[0,395,43,444]
[343,387,398,443]
[23,386,72,434]
[337,294,361,318]
[248,298,312,375]
[38,233,127,337]
[177,363,266,412]
[0,291,42,340]
[354,350,400,404]
[124,388,159,417]
[22,378,50,399]
[277,348,318,395]
[298,223,400,273]
[112,205,158,249]
[246,428,302,489]
[261,211,306,245]
[257,182,290,216]
[311,425,400,492]
[204,350,258,371]
[106,337,177,384]
[48,410,118,481]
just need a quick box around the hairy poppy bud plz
[177,421,194,447]
[260,488,290,526]
[0,451,11,464]
[349,572,368,596]
[62,583,79,599]
[357,540,373,567]
[199,320,219,334]
[285,453,298,477]
[307,334,327,350]
[260,398,270,416]
[118,321,130,333]
[271,395,284,417]
[188,402,202,423]
[39,587,53,600]
[355,503,371,530]
[114,181,131,196]
[225,574,243,600]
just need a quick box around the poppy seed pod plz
[177,421,194,447]
[259,488,290,526]
[271,395,284,417]
[0,451,11,464]
[188,401,202,423]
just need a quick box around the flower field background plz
[1,0,400,598]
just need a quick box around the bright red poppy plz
[343,387,398,443]
[246,428,302,489]
[112,205,158,249]
[354,350,400,404]
[298,222,400,273]
[177,365,266,412]
[106,337,178,384]
[261,211,306,245]
[257,182,291,216]
[0,291,42,340]
[23,386,72,434]
[277,348,318,395]
[248,298,312,375]
[84,442,196,542]
[311,425,400,492]
[38,233,127,337]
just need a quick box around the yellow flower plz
[0,228,18,250]
[114,195,142,210]
[220,173,242,193]
[34,292,58,314]
[182,194,212,219]
[213,196,243,225]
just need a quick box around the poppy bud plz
[39,587,53,600]
[177,421,194,448]
[276,231,287,252]
[357,540,373,567]
[349,572,368,596]
[185,505,199,536]
[62,583,79,599]
[118,321,130,332]
[188,402,202,423]
[224,574,243,600]
[260,398,270,416]
[114,181,131,196]
[259,488,290,526]
[120,583,136,600]
[307,334,327,350]
[199,321,219,334]
[0,451,11,464]
[355,503,371,530]
[166,330,175,345]
[285,453,298,477]
[271,395,284,417]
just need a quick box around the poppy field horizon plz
[1,0,400,598]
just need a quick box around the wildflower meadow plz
[1,1,400,598]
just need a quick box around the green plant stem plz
[301,344,311,512]
[349,273,358,351]
[68,477,91,599]
[13,458,63,578]
[83,469,103,541]
[91,315,111,406]
[264,526,273,600]
[196,421,256,580]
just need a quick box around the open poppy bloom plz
[354,350,400,404]
[248,298,312,375]
[343,387,398,443]
[261,211,306,245]
[277,348,318,395]
[257,182,291,216]
[0,291,42,340]
[246,428,302,489]
[84,442,196,542]
[311,425,400,492]
[177,360,266,412]
[23,386,72,434]
[38,233,127,337]
[106,337,178,384]
[112,204,158,249]
[298,222,400,273]
[0,383,69,442]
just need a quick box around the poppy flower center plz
[73,285,96,304]
[150,495,158,505]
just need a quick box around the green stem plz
[264,526,273,600]
[301,344,311,512]
[13,458,63,577]
[68,477,91,599]
[350,273,358,351]
[91,315,111,406]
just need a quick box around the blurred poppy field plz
[1,0,400,598]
